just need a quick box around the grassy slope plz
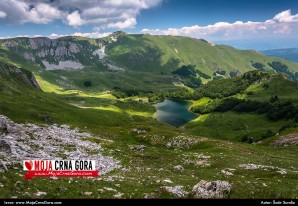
[186,75,298,141]
[107,34,298,75]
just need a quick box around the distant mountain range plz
[1,32,298,93]
[261,48,298,63]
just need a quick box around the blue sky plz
[0,0,298,50]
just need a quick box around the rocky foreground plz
[0,115,119,174]
[0,115,236,199]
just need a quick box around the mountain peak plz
[108,31,127,38]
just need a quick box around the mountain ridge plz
[1,32,298,92]
[262,48,298,63]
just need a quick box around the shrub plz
[252,62,265,71]
[84,80,92,87]
[261,129,274,139]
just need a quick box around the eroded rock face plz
[0,33,128,72]
[69,43,80,54]
[2,41,18,48]
[29,38,52,49]
[192,180,232,199]
[0,63,41,90]
[23,52,35,61]
[0,115,119,174]
[55,45,68,56]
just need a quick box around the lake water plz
[154,99,197,127]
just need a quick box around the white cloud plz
[273,9,298,23]
[0,0,163,29]
[0,32,111,39]
[48,33,66,39]
[107,18,137,29]
[0,1,62,24]
[48,32,111,39]
[0,34,42,39]
[142,10,298,41]
[71,32,112,39]
[0,10,7,18]
[67,11,84,27]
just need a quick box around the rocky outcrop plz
[173,165,184,172]
[221,169,235,176]
[0,63,41,90]
[239,164,275,170]
[0,115,24,134]
[23,52,35,61]
[29,38,52,49]
[239,164,287,174]
[2,38,82,61]
[129,145,146,151]
[166,136,206,149]
[150,180,231,199]
[93,44,106,59]
[274,133,298,146]
[55,45,68,56]
[192,180,232,199]
[0,32,129,71]
[2,40,19,48]
[69,43,81,54]
[156,186,188,198]
[0,115,119,174]
[108,31,127,43]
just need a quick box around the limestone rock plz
[69,43,80,53]
[23,52,35,61]
[0,115,24,134]
[239,164,275,170]
[3,41,18,47]
[0,160,9,172]
[163,179,173,184]
[173,165,184,172]
[192,180,232,199]
[83,192,93,196]
[274,133,298,146]
[34,192,47,198]
[221,169,234,176]
[113,192,124,199]
[0,115,119,174]
[166,136,203,149]
[29,38,51,49]
[129,145,146,151]
[157,186,187,198]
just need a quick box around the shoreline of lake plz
[153,99,197,127]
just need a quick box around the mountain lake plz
[154,99,197,127]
